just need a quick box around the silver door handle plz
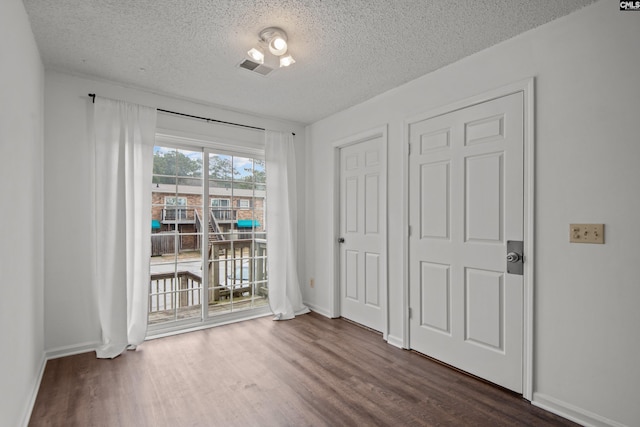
[338,237,345,243]
[506,252,521,263]
[507,240,524,275]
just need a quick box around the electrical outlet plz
[570,224,604,244]
[310,278,315,288]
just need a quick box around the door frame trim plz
[332,125,389,340]
[403,78,535,400]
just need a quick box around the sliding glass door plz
[148,139,268,330]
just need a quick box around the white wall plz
[0,0,45,426]
[44,71,307,353]
[304,1,640,426]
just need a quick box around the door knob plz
[506,252,521,263]
[507,240,524,275]
[338,237,345,243]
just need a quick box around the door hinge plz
[408,307,412,319]
[408,225,412,237]
[408,143,412,155]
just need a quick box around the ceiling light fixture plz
[247,47,265,64]
[246,27,295,69]
[279,54,295,67]
[268,35,287,56]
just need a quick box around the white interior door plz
[408,92,524,392]
[339,135,384,332]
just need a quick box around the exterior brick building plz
[151,183,265,252]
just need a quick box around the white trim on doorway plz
[332,125,389,340]
[402,78,535,400]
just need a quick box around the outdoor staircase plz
[194,209,226,245]
[208,210,225,242]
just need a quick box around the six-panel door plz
[408,92,524,393]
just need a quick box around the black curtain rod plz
[88,94,295,136]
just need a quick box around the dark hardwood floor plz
[30,312,575,426]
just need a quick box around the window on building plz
[211,198,232,221]
[211,198,230,207]
[164,196,188,221]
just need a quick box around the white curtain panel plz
[265,131,309,320]
[92,97,157,358]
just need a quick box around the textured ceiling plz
[23,0,596,124]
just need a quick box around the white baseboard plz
[386,334,405,349]
[20,353,46,427]
[45,341,100,360]
[533,393,626,427]
[304,302,334,318]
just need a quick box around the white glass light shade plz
[268,37,288,56]
[247,47,264,64]
[279,54,295,67]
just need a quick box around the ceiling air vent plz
[238,59,274,76]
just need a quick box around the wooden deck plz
[148,294,269,324]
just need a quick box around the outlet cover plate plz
[570,224,604,244]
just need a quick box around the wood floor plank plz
[30,312,576,426]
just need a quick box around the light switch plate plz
[570,224,604,244]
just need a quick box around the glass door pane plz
[206,151,268,318]
[149,145,204,326]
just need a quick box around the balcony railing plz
[148,268,268,320]
[149,271,202,313]
[211,208,237,222]
[162,207,195,223]
[149,239,269,325]
[160,207,258,225]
